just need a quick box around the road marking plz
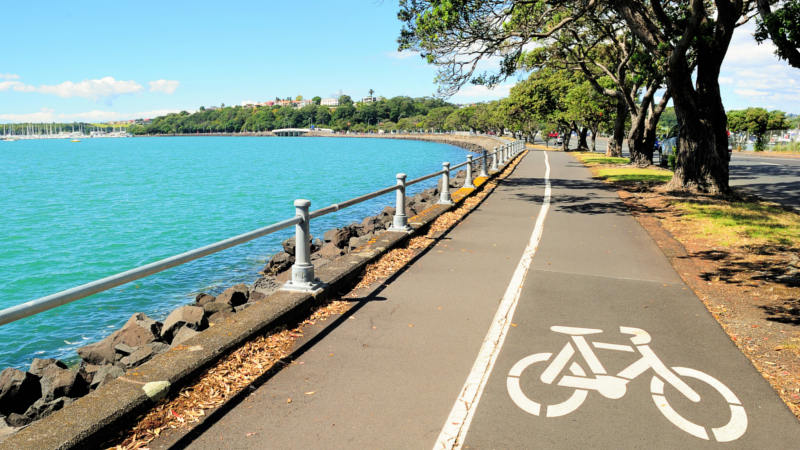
[434,151,552,449]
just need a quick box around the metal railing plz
[0,140,526,326]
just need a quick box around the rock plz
[323,228,350,249]
[202,301,234,316]
[361,216,385,234]
[90,365,124,389]
[311,238,323,253]
[215,284,249,307]
[249,276,280,302]
[345,223,365,238]
[150,342,170,355]
[208,310,235,324]
[17,397,74,424]
[77,313,162,365]
[39,365,89,401]
[379,206,395,222]
[0,369,41,415]
[194,293,215,306]
[114,343,136,356]
[161,306,207,342]
[171,327,200,346]
[119,346,154,369]
[319,243,345,260]
[263,252,294,275]
[5,412,32,428]
[281,237,296,256]
[29,358,67,378]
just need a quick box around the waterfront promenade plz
[146,149,800,448]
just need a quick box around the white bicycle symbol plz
[506,326,747,442]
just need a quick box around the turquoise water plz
[0,136,468,369]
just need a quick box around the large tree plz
[399,0,760,194]
[755,0,800,68]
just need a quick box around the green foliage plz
[727,107,788,151]
[755,0,800,68]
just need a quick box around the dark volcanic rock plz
[361,216,386,234]
[323,228,351,249]
[264,251,294,275]
[161,306,207,342]
[119,346,154,369]
[39,366,89,401]
[319,243,345,260]
[215,283,249,307]
[89,364,124,389]
[202,301,234,316]
[9,397,75,426]
[0,368,41,415]
[345,223,365,238]
[29,358,67,378]
[281,237,296,256]
[77,313,162,365]
[194,293,216,306]
[114,343,136,356]
[171,327,200,346]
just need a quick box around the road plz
[730,152,800,210]
[151,149,800,449]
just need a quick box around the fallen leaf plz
[305,391,316,395]
[246,432,257,437]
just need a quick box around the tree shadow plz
[761,301,800,325]
[504,176,634,216]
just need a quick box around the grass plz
[769,142,800,153]
[572,152,630,166]
[594,167,673,184]
[674,200,800,247]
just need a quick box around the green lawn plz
[573,152,630,166]
[675,200,800,246]
[594,167,673,184]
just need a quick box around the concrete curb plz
[0,145,526,450]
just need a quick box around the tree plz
[726,107,787,151]
[338,95,353,106]
[399,0,755,193]
[368,88,375,97]
[755,0,800,68]
[312,96,322,105]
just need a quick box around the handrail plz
[0,140,525,327]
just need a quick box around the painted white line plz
[433,151,552,450]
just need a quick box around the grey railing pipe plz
[310,184,400,219]
[439,162,453,205]
[0,215,302,327]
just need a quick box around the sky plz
[1,1,798,123]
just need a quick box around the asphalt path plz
[155,150,799,449]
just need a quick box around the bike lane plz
[459,152,800,448]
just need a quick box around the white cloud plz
[0,80,22,91]
[34,77,143,100]
[0,108,187,123]
[720,22,800,112]
[450,82,513,101]
[148,79,179,94]
[0,73,19,80]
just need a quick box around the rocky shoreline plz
[0,135,491,433]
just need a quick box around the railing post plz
[389,173,411,232]
[464,155,475,189]
[479,150,488,177]
[491,147,498,171]
[439,162,453,205]
[285,199,322,291]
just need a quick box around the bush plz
[667,153,676,171]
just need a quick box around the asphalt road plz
[152,150,800,449]
[730,153,800,210]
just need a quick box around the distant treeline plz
[128,95,511,135]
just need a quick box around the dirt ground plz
[601,173,800,420]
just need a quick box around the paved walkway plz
[158,150,800,449]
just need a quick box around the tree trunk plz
[607,100,626,157]
[590,125,598,152]
[577,127,589,151]
[666,66,731,194]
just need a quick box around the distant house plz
[295,99,314,108]
[361,96,377,104]
[321,97,339,107]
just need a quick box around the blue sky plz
[1,1,798,123]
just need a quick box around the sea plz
[0,136,469,370]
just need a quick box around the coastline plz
[0,133,509,438]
